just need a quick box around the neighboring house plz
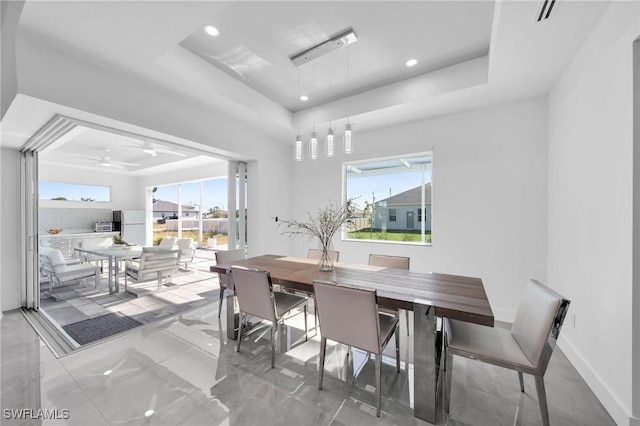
[372,184,432,231]
[153,200,198,220]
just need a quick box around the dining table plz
[74,246,143,294]
[210,254,494,424]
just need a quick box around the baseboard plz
[558,335,637,426]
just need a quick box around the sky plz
[39,178,229,210]
[40,170,429,211]
[154,178,228,211]
[347,170,432,210]
[39,182,111,202]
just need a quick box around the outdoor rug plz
[62,312,142,345]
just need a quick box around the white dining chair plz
[313,280,400,417]
[443,279,570,426]
[215,249,246,318]
[368,254,411,335]
[232,266,308,368]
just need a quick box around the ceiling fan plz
[118,136,186,157]
[139,141,186,157]
[76,149,140,170]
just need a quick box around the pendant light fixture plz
[309,61,318,160]
[289,28,358,162]
[343,43,354,155]
[294,68,303,161]
[325,52,335,157]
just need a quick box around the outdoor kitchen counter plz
[40,231,120,257]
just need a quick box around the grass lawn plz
[348,228,431,243]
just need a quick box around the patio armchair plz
[124,247,181,297]
[176,238,197,269]
[39,247,100,300]
[158,236,178,249]
[78,237,113,271]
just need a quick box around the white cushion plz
[159,237,178,248]
[176,238,195,250]
[40,247,66,266]
[142,246,175,253]
[55,263,98,281]
[445,318,534,369]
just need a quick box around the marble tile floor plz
[38,249,222,338]
[0,300,615,426]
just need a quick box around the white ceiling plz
[1,0,612,174]
[179,1,494,111]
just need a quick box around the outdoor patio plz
[39,248,222,348]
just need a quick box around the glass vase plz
[318,244,335,272]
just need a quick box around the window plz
[344,152,432,244]
[39,182,111,202]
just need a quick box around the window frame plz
[342,151,433,246]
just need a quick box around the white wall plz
[1,149,21,311]
[0,1,24,120]
[548,2,639,425]
[289,97,548,320]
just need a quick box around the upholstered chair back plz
[313,281,381,354]
[368,254,410,269]
[232,267,277,323]
[307,249,339,262]
[511,279,562,367]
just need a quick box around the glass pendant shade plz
[309,132,318,160]
[294,136,303,161]
[325,128,335,157]
[344,123,353,154]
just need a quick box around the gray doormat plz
[62,312,142,345]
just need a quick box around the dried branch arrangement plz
[278,198,357,250]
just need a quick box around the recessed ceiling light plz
[405,58,418,67]
[204,25,220,37]
[300,95,309,102]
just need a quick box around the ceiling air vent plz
[536,0,557,22]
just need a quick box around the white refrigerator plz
[113,210,147,246]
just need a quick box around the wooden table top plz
[211,254,494,327]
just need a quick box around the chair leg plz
[318,337,327,389]
[518,371,525,392]
[375,354,382,417]
[395,325,401,372]
[271,322,277,368]
[534,375,550,426]
[304,304,308,342]
[218,287,225,318]
[236,313,246,353]
[313,301,318,333]
[405,309,410,335]
[444,348,453,413]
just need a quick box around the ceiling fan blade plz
[75,154,103,162]
[154,147,186,157]
[111,159,140,166]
